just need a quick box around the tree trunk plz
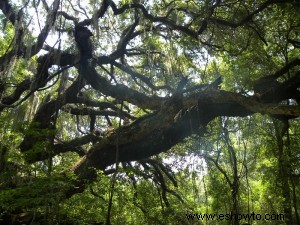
[273,120,293,224]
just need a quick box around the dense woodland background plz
[0,0,300,224]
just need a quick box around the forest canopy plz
[0,0,300,224]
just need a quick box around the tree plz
[0,0,300,224]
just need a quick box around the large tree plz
[0,0,300,224]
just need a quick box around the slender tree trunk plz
[274,120,293,224]
[223,121,240,225]
[291,180,300,224]
[231,182,239,225]
[278,150,293,224]
[287,127,300,224]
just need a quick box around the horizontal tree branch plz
[62,105,135,120]
[77,63,163,110]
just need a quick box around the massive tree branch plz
[66,88,300,195]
